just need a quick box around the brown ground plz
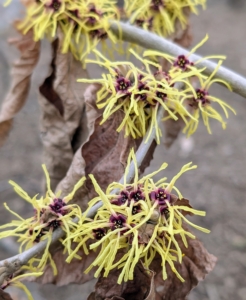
[0,0,246,299]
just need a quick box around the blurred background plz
[0,0,246,299]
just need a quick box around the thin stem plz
[0,106,164,268]
[109,21,246,99]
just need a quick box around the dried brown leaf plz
[163,111,185,148]
[151,233,217,300]
[171,7,192,43]
[0,289,13,300]
[55,84,103,206]
[82,111,130,199]
[0,29,40,147]
[82,109,155,199]
[35,242,98,286]
[145,271,161,300]
[39,39,64,116]
[68,84,101,153]
[39,36,89,190]
[55,147,89,209]
[82,84,156,199]
[138,223,156,245]
[173,24,193,48]
[176,198,194,216]
[138,140,157,175]
[87,261,153,300]
[84,84,104,136]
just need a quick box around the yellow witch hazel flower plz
[65,149,210,284]
[144,36,236,135]
[18,0,72,40]
[59,0,119,61]
[124,0,206,38]
[15,0,119,61]
[0,165,85,275]
[181,60,236,135]
[144,35,224,80]
[78,49,187,143]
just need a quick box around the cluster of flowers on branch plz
[63,149,209,283]
[4,0,208,62]
[124,0,206,37]
[0,150,210,295]
[17,0,119,60]
[0,165,85,277]
[3,0,235,142]
[80,36,235,141]
[144,36,236,135]
[79,49,190,143]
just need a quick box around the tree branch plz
[110,21,246,99]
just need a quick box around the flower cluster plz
[64,149,209,283]
[79,49,195,143]
[17,0,119,61]
[0,165,85,275]
[124,0,206,38]
[79,36,235,139]
[144,35,236,135]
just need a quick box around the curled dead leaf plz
[87,260,154,300]
[0,29,40,147]
[83,83,103,136]
[82,109,157,200]
[39,36,89,190]
[82,84,156,199]
[171,7,192,44]
[55,147,89,209]
[35,242,98,286]
[54,84,103,206]
[150,231,217,300]
[138,223,156,244]
[163,111,185,148]
[82,110,131,199]
[145,271,161,300]
[173,23,193,48]
[176,198,194,216]
[39,39,64,116]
